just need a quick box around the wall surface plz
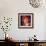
[0,0,46,40]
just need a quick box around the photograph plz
[18,13,34,28]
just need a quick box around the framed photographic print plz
[18,13,34,28]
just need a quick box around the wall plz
[0,0,46,40]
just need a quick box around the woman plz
[21,16,31,26]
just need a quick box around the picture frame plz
[18,13,34,28]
